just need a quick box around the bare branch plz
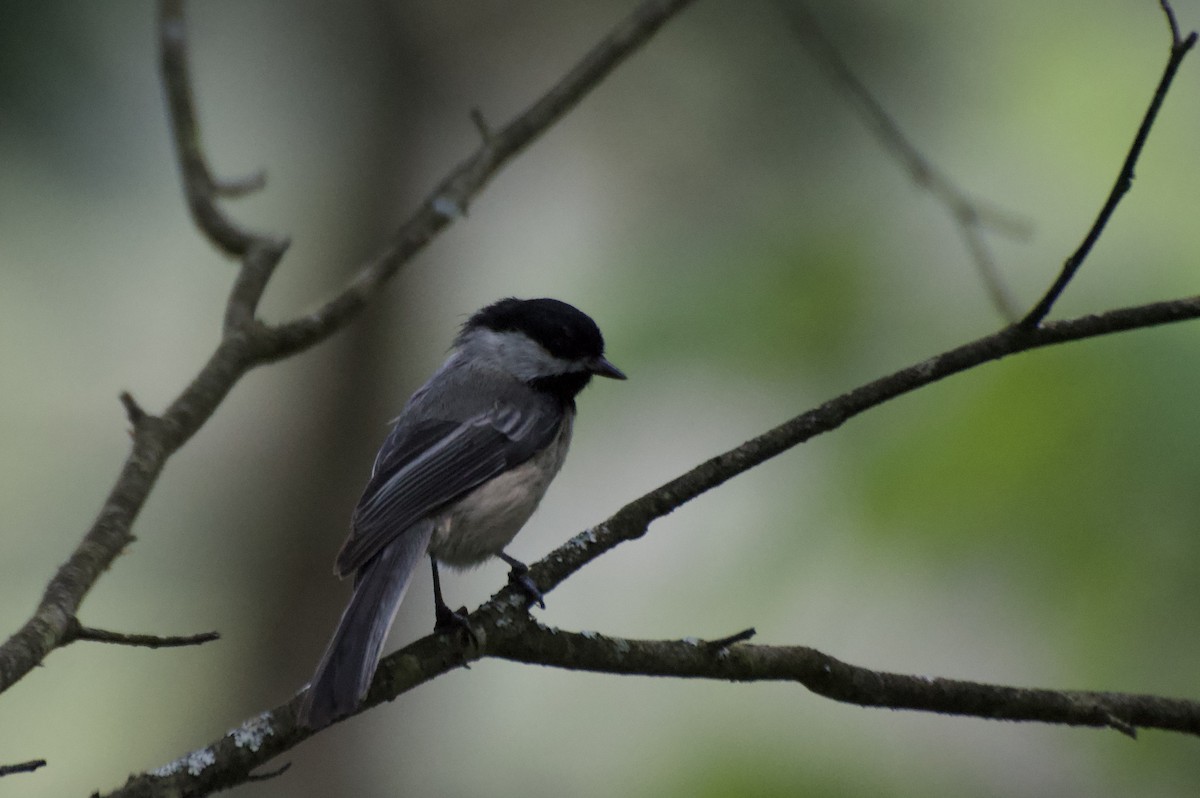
[469,107,493,145]
[704,627,757,651]
[520,295,1200,608]
[157,0,266,256]
[257,0,699,360]
[780,1,1028,321]
[0,0,697,699]
[491,626,1198,738]
[62,619,219,650]
[118,391,149,427]
[0,759,47,778]
[22,3,1200,795]
[99,289,1200,797]
[222,239,290,336]
[100,633,473,798]
[1021,4,1197,328]
[1160,0,1184,45]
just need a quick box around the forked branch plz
[1021,3,1198,328]
[0,0,699,698]
[10,1,1200,796]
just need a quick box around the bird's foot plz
[499,553,545,609]
[434,603,478,648]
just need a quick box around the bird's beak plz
[591,357,627,380]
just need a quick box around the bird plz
[297,297,625,728]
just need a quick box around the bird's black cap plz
[467,297,609,362]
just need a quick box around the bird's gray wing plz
[334,402,560,576]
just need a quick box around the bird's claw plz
[508,569,546,609]
[499,553,545,609]
[434,604,478,648]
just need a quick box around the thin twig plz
[703,628,757,651]
[1021,2,1197,328]
[780,1,1028,321]
[118,391,148,426]
[469,107,493,144]
[1160,0,1183,44]
[158,0,266,256]
[64,619,219,649]
[0,759,47,777]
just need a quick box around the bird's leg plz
[431,557,475,645]
[498,552,545,609]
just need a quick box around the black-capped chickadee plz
[298,297,625,728]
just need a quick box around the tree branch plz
[1020,1,1197,328]
[255,0,699,361]
[0,0,698,698]
[779,0,1030,321]
[25,1,1200,795]
[0,759,47,778]
[62,618,219,650]
[99,290,1200,797]
[157,0,267,257]
[491,625,1200,739]
[523,294,1200,603]
[101,633,471,798]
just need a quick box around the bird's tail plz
[298,521,434,729]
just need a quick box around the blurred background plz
[3,1,1200,795]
